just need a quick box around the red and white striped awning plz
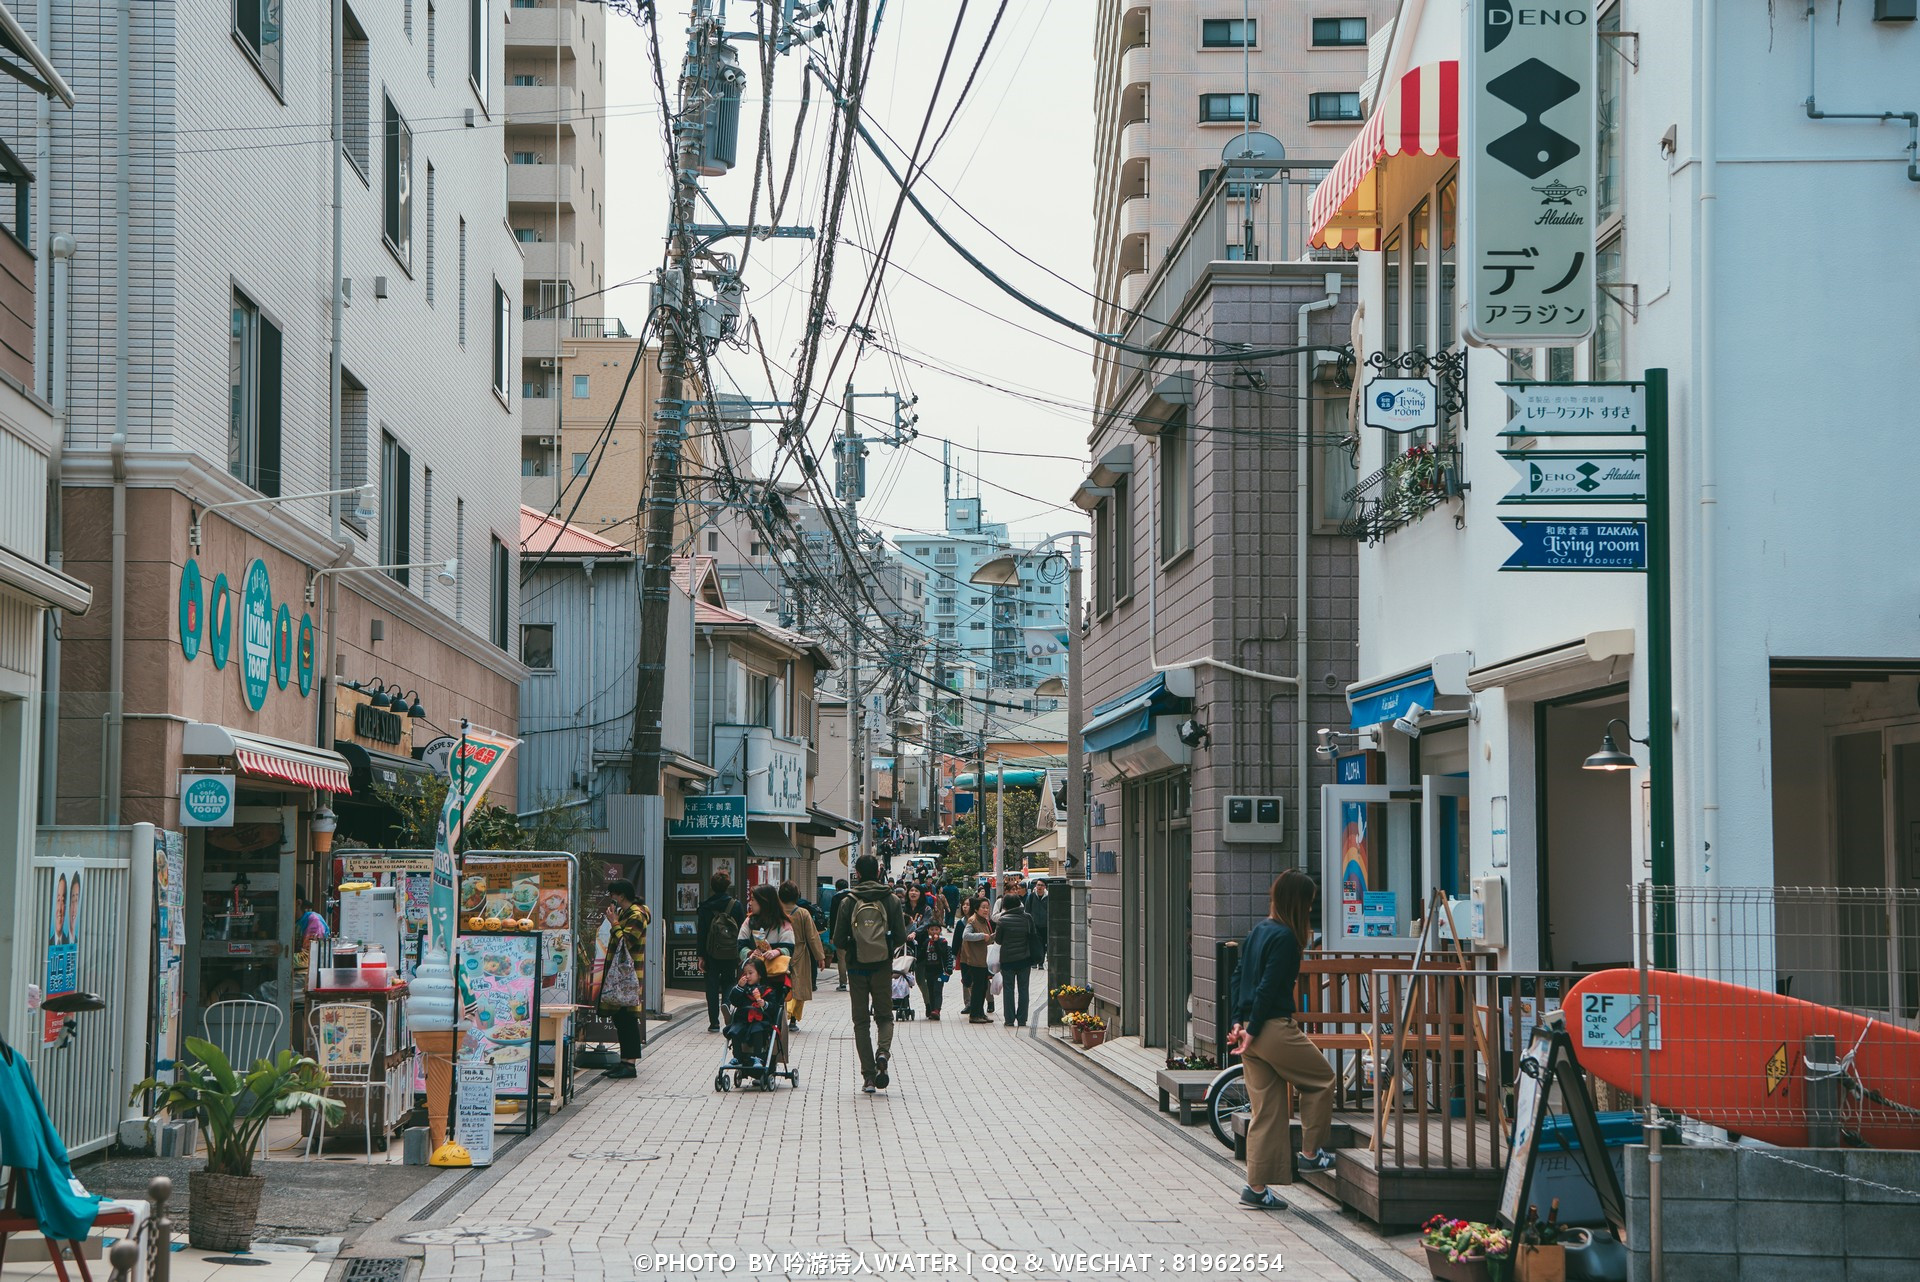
[1308,61,1460,251]
[182,722,353,794]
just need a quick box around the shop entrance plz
[184,804,296,1047]
[1536,694,1633,971]
[1318,776,1466,950]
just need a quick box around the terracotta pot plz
[1071,1027,1087,1045]
[1424,1247,1494,1282]
[188,1169,265,1253]
[1056,992,1092,1014]
[1082,1028,1107,1048]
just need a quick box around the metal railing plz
[29,841,136,1156]
[570,316,630,339]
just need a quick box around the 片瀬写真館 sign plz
[178,773,237,828]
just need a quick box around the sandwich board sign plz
[1462,0,1598,347]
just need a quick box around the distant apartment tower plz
[1091,4,1391,351]
[506,0,609,479]
[892,499,1066,691]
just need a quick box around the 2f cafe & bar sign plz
[1462,1,1597,347]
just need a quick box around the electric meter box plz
[1222,795,1285,844]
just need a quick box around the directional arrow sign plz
[1500,519,1647,572]
[1499,382,1645,436]
[1500,451,1648,504]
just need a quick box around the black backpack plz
[705,898,740,960]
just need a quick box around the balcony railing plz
[1340,443,1465,543]
[570,316,630,339]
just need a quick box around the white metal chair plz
[303,1003,386,1163]
[202,998,286,1163]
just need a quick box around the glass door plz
[1423,775,1471,936]
[1320,785,1421,950]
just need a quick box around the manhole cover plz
[342,1260,410,1282]
[396,1226,551,1246]
[567,1150,661,1161]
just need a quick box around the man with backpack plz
[831,854,908,1094]
[696,873,747,1033]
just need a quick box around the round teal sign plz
[179,560,203,661]
[297,613,316,696]
[239,559,273,711]
[181,775,234,825]
[209,573,232,669]
[273,602,293,690]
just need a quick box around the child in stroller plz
[714,958,800,1092]
[890,952,916,1021]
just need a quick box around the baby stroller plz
[891,952,916,1021]
[714,979,799,1093]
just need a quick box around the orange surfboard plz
[1566,969,1920,1149]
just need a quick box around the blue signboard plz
[667,794,747,840]
[1500,519,1647,573]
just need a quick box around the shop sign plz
[297,614,316,696]
[1499,451,1646,504]
[418,735,459,779]
[273,603,293,690]
[1362,377,1440,432]
[239,559,274,711]
[178,772,237,828]
[428,726,522,953]
[1462,0,1597,347]
[670,946,704,981]
[668,794,747,840]
[1499,518,1646,572]
[179,559,204,661]
[355,702,405,745]
[1499,381,1645,436]
[209,573,232,669]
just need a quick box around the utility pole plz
[839,381,871,871]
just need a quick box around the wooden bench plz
[1155,1069,1216,1125]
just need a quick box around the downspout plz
[39,234,73,822]
[583,556,597,792]
[1696,0,1720,893]
[105,0,130,827]
[320,0,352,773]
[1297,273,1341,869]
[1804,3,1920,182]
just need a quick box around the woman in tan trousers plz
[779,881,827,1028]
[1226,869,1336,1210]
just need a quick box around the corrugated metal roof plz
[518,505,630,556]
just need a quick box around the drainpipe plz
[1696,0,1721,898]
[1297,273,1341,870]
[39,234,73,822]
[319,0,353,772]
[583,556,597,791]
[105,0,131,827]
[1804,2,1920,182]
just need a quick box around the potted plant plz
[1166,1050,1217,1071]
[1420,1216,1511,1282]
[1065,1011,1101,1044]
[1050,983,1093,1014]
[132,1038,342,1251]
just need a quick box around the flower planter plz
[1071,1027,1087,1045]
[1056,992,1092,1014]
[1424,1247,1497,1282]
[1082,1028,1107,1048]
[188,1170,266,1252]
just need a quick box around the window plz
[1113,475,1134,600]
[0,151,27,248]
[1548,347,1576,382]
[1159,409,1192,559]
[706,531,718,552]
[422,466,436,603]
[340,370,369,535]
[719,574,743,596]
[491,536,510,649]
[1383,230,1402,356]
[970,621,986,632]
[1594,237,1625,381]
[458,218,468,345]
[936,596,954,614]
[381,432,412,584]
[233,0,285,95]
[572,374,589,398]
[521,624,554,670]
[1311,17,1366,46]
[1439,175,1457,349]
[404,0,413,38]
[1596,5,1623,227]
[1093,499,1113,615]
[969,595,986,606]
[749,541,766,556]
[341,10,370,174]
[571,451,588,476]
[1200,18,1254,47]
[511,74,538,87]
[1309,92,1362,122]
[1316,396,1357,530]
[228,292,283,497]
[383,97,413,265]
[1199,93,1257,123]
[424,165,436,306]
[938,623,955,641]
[427,1,436,81]
[1410,197,1430,355]
[492,283,510,396]
[469,0,489,104]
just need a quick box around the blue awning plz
[1082,672,1190,754]
[1348,667,1438,728]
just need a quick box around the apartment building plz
[506,0,609,483]
[1091,2,1393,403]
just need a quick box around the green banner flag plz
[430,725,522,955]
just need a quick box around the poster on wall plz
[42,859,84,1046]
[154,830,187,1079]
[456,931,542,1095]
[311,1004,374,1071]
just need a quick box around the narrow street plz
[360,991,1423,1282]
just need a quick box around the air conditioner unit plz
[537,437,554,446]
[538,358,556,368]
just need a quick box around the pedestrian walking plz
[914,921,952,1019]
[697,874,746,1032]
[940,875,961,923]
[597,880,649,1079]
[779,880,826,1028]
[1227,869,1337,1211]
[956,896,996,1023]
[738,884,796,995]
[830,853,908,1093]
[993,884,1039,1027]
[831,878,851,991]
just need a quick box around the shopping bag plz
[990,971,1004,996]
[600,938,641,1009]
[986,942,1002,975]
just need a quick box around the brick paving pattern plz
[411,989,1419,1281]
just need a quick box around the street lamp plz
[1034,677,1067,697]
[1582,718,1646,772]
[190,483,374,550]
[305,556,459,604]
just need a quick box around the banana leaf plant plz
[131,1037,344,1178]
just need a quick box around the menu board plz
[455,1062,496,1166]
[312,1004,375,1072]
[456,932,542,1096]
[463,855,576,1007]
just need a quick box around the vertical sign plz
[428,726,522,954]
[42,860,84,1045]
[455,1062,496,1166]
[1462,0,1597,347]
[239,559,274,711]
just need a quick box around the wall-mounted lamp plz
[1582,718,1646,772]
[307,556,458,604]
[190,483,374,550]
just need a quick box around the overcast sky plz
[602,1,1096,551]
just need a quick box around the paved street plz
[365,989,1422,1282]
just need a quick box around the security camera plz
[1177,718,1211,748]
[1315,727,1337,758]
[1392,703,1427,739]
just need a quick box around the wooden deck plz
[1305,1107,1505,1229]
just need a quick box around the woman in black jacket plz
[1227,869,1337,1211]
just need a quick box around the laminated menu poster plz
[462,855,576,1007]
[455,1062,496,1166]
[455,932,542,1095]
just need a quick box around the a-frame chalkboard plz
[1501,1024,1627,1239]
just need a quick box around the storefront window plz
[1595,238,1625,381]
[1409,198,1430,355]
[1383,231,1402,357]
[1597,6,1624,227]
[1438,176,1457,349]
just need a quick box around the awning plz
[182,722,352,793]
[951,768,1049,791]
[746,824,800,864]
[1308,60,1459,251]
[800,805,861,837]
[1348,668,1439,729]
[1081,670,1192,754]
[334,741,435,802]
[0,543,92,614]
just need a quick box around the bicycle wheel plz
[1207,1064,1250,1150]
